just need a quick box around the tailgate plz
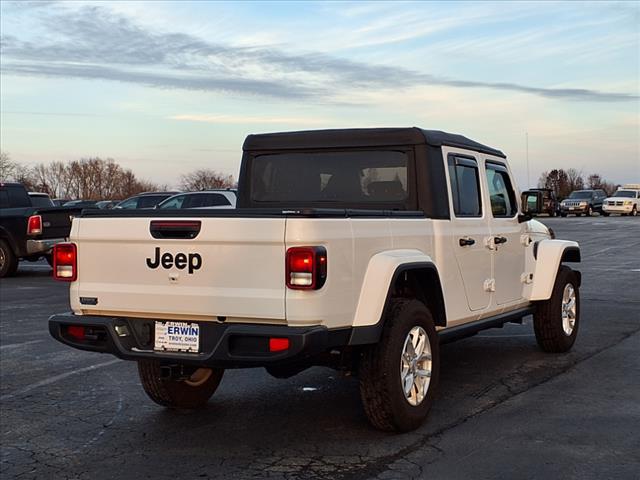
[38,207,82,239]
[70,217,286,321]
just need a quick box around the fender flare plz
[528,239,580,301]
[349,250,445,345]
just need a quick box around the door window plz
[117,197,138,209]
[185,193,231,208]
[138,195,168,208]
[485,164,517,217]
[447,156,482,217]
[160,195,185,209]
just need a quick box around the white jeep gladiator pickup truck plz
[49,128,581,432]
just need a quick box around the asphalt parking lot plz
[1,216,639,480]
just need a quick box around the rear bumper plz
[48,313,351,368]
[26,237,65,255]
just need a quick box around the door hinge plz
[520,273,534,284]
[484,278,496,292]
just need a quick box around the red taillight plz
[53,243,77,282]
[66,325,85,340]
[269,337,290,352]
[286,246,327,290]
[27,215,42,235]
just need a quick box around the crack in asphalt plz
[349,326,640,480]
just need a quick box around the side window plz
[485,163,517,217]
[7,187,31,207]
[183,194,201,208]
[118,197,138,209]
[0,190,9,208]
[447,156,482,217]
[160,195,185,209]
[207,193,231,206]
[138,195,165,208]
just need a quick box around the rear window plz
[250,150,409,207]
[30,195,54,208]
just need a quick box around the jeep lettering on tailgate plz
[146,247,202,274]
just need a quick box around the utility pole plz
[526,131,530,189]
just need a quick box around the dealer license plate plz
[154,321,200,353]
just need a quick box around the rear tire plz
[533,266,580,353]
[359,299,440,432]
[137,360,224,409]
[0,240,18,278]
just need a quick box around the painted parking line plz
[0,339,44,351]
[0,359,121,401]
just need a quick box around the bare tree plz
[0,151,16,181]
[540,169,571,199]
[537,171,549,189]
[566,168,584,193]
[6,157,163,200]
[13,164,37,191]
[587,173,602,190]
[179,169,234,191]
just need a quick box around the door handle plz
[459,237,476,247]
[494,236,508,245]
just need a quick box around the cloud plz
[0,3,637,103]
[170,114,331,125]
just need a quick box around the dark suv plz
[560,189,607,217]
[528,188,560,216]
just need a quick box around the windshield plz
[568,191,592,199]
[613,190,635,198]
[250,150,409,207]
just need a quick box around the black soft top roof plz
[243,127,505,158]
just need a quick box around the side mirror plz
[519,190,543,222]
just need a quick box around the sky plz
[0,0,638,189]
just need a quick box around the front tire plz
[359,299,440,432]
[533,266,580,353]
[586,206,593,216]
[631,206,638,217]
[137,360,224,409]
[0,240,18,278]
